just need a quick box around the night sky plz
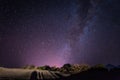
[0,0,120,68]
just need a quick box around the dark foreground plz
[64,68,120,80]
[0,68,120,80]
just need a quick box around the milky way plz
[68,0,120,65]
[0,0,120,68]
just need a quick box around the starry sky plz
[0,0,120,68]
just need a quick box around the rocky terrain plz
[0,64,120,80]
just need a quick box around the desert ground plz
[0,67,69,80]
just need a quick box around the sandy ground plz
[0,67,34,79]
[0,67,70,80]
